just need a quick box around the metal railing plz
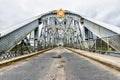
[78,34,120,55]
[0,44,52,61]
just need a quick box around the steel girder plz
[0,20,39,53]
[0,10,120,53]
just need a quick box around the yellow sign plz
[56,9,65,18]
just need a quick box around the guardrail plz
[0,48,52,68]
[80,34,120,54]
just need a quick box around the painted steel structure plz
[0,10,120,55]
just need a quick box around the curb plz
[0,48,52,67]
[66,48,120,71]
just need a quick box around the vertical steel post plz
[107,36,109,51]
[34,27,39,51]
[95,39,96,52]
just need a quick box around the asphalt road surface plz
[0,47,120,80]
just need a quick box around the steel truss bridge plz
[0,10,120,60]
[0,10,120,80]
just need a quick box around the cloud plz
[0,0,120,32]
[76,0,120,26]
[0,0,32,30]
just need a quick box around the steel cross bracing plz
[39,14,82,49]
[0,10,120,60]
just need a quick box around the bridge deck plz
[0,47,120,80]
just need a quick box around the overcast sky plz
[0,0,120,32]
